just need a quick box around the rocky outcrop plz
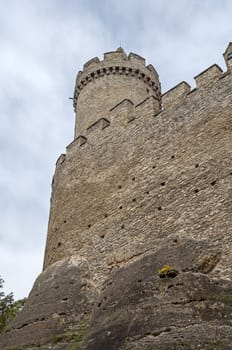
[82,238,232,350]
[0,258,97,349]
[2,237,231,350]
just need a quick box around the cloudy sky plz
[1,0,232,300]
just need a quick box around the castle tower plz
[73,47,161,136]
[1,46,232,350]
[43,48,162,271]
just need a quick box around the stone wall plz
[44,58,232,290]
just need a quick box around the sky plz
[0,0,232,300]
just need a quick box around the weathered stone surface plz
[0,258,96,349]
[81,238,232,350]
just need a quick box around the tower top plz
[73,48,161,136]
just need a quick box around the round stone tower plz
[73,47,161,136]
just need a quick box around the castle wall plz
[44,67,232,289]
[2,46,232,350]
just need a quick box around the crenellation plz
[223,42,232,71]
[110,98,135,125]
[162,81,191,109]
[194,64,223,89]
[128,52,146,65]
[104,48,127,61]
[135,95,161,118]
[87,117,110,133]
[66,135,87,157]
[56,153,66,166]
[73,48,161,131]
[83,56,100,70]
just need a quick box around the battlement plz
[162,45,232,110]
[194,64,223,89]
[67,43,232,157]
[73,47,161,114]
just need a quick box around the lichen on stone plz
[158,264,178,278]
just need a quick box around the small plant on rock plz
[158,264,178,278]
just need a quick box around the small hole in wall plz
[230,172,232,175]
[152,165,156,169]
[88,224,91,228]
[104,214,108,218]
[118,185,122,189]
[100,234,105,239]
[211,180,217,186]
[132,198,136,202]
[161,182,165,186]
[57,242,61,247]
[119,205,123,210]
[146,88,150,93]
[59,312,66,316]
[121,224,125,229]
[63,220,67,223]
[171,155,175,159]
[158,206,162,211]
[146,191,150,194]
[132,177,135,181]
[194,189,199,193]
[195,164,199,168]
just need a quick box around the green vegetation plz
[211,294,232,306]
[0,275,27,334]
[158,264,178,278]
[51,320,89,349]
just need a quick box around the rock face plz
[1,44,232,349]
[0,258,97,349]
[82,238,232,350]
